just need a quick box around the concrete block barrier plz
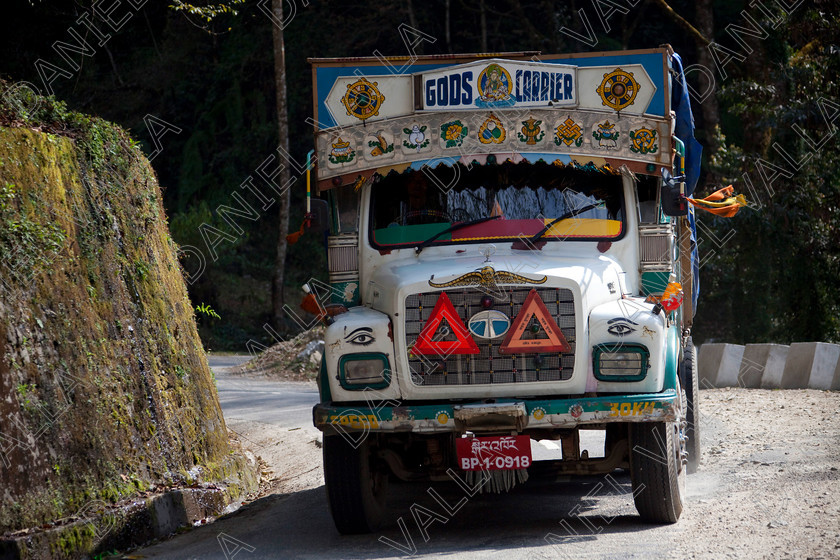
[780,342,840,390]
[736,344,789,389]
[811,343,840,390]
[833,358,840,391]
[698,343,745,388]
[699,341,839,390]
[697,344,721,386]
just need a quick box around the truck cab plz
[307,47,702,534]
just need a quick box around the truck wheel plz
[323,435,388,534]
[630,420,685,523]
[681,337,701,473]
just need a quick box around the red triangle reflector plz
[499,289,571,354]
[412,292,480,355]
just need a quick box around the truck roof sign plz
[310,48,673,190]
[419,59,577,110]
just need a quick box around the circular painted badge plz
[596,68,639,111]
[468,309,511,340]
[341,77,385,121]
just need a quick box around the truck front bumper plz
[313,390,679,434]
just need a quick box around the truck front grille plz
[404,287,576,386]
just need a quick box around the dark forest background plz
[3,0,838,349]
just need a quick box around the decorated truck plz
[304,47,703,534]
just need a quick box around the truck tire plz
[323,435,388,534]
[630,420,685,523]
[681,337,701,473]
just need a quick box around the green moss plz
[0,182,66,273]
[51,523,96,557]
[134,258,150,280]
[15,382,39,415]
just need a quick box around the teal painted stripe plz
[372,223,452,245]
[317,359,331,402]
[316,390,678,426]
[664,324,680,391]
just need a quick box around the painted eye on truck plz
[608,324,634,335]
[606,317,637,336]
[346,327,374,346]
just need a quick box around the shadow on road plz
[137,472,665,559]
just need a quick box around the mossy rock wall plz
[0,123,250,533]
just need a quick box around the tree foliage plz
[695,2,840,344]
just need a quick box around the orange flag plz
[286,221,306,244]
[688,185,746,217]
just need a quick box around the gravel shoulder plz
[671,388,840,559]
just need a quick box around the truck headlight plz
[593,344,650,381]
[338,353,391,390]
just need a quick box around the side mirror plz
[309,198,331,233]
[660,170,688,216]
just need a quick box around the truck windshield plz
[369,162,624,249]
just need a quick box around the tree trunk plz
[479,0,488,52]
[622,3,646,49]
[740,27,771,156]
[407,0,418,30]
[695,0,720,158]
[444,0,451,52]
[270,0,292,331]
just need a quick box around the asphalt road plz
[210,356,317,431]
[128,358,840,560]
[133,475,677,560]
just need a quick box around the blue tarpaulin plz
[671,53,702,312]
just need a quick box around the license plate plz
[455,435,532,471]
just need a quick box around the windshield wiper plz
[415,215,501,255]
[529,202,602,244]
